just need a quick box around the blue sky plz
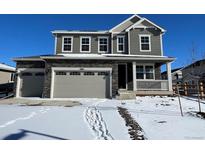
[0,14,204,69]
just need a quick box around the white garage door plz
[53,70,111,98]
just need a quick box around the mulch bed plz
[118,107,146,140]
[196,112,205,119]
[188,111,205,119]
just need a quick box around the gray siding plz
[56,34,111,54]
[55,28,162,56]
[129,29,162,56]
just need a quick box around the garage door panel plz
[53,71,110,98]
[20,71,44,97]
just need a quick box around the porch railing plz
[136,80,169,91]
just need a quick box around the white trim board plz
[54,35,57,54]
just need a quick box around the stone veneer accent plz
[42,59,119,98]
[15,60,162,98]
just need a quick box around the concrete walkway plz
[0,97,81,107]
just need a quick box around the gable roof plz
[52,14,165,34]
[109,14,142,32]
[109,14,165,33]
[161,67,183,75]
[126,17,166,32]
[0,63,15,72]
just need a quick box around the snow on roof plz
[58,53,104,58]
[52,30,108,34]
[0,63,15,72]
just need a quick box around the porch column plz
[132,62,136,91]
[166,62,172,91]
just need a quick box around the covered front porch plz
[132,61,173,95]
[117,59,174,98]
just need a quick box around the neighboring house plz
[161,67,183,85]
[0,63,15,84]
[13,14,175,99]
[181,59,205,85]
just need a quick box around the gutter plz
[12,58,44,62]
[40,56,176,62]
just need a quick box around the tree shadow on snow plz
[2,129,68,140]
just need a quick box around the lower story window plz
[136,65,154,80]
[145,66,154,79]
[84,72,95,76]
[136,66,144,79]
[56,72,66,75]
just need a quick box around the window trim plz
[98,36,109,53]
[80,36,91,53]
[136,64,155,80]
[139,34,151,52]
[62,36,73,53]
[117,35,125,53]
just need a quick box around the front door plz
[118,64,127,89]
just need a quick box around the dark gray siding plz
[129,29,162,56]
[56,34,111,54]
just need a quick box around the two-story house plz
[13,14,175,99]
[181,59,205,85]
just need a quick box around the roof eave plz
[13,58,44,62]
[40,56,175,62]
[51,30,109,35]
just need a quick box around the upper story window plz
[62,36,73,52]
[136,65,154,80]
[139,35,151,52]
[117,36,125,53]
[80,37,91,53]
[98,37,109,53]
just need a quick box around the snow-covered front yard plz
[0,96,205,140]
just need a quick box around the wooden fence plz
[173,82,205,99]
[0,83,14,97]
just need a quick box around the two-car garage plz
[17,68,112,98]
[51,68,112,98]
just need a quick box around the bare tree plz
[185,42,199,66]
[190,42,197,63]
